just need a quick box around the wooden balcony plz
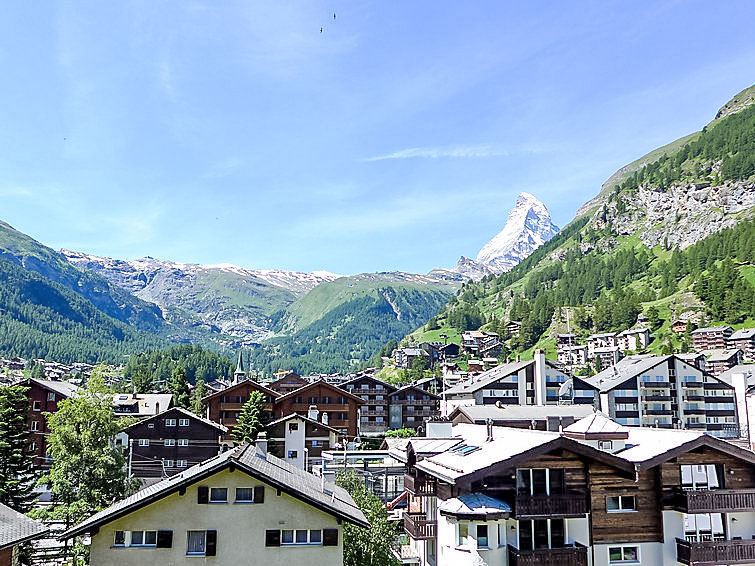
[508,543,588,566]
[677,537,755,565]
[514,494,588,518]
[403,512,436,540]
[674,489,755,513]
[404,473,436,496]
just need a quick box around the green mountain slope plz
[407,84,755,358]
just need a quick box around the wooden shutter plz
[197,486,209,504]
[206,530,217,556]
[323,528,338,546]
[265,530,280,547]
[253,486,265,504]
[156,530,173,548]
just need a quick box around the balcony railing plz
[677,537,755,565]
[404,473,436,496]
[674,489,755,513]
[508,543,588,566]
[514,494,588,518]
[403,513,436,540]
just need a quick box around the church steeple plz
[233,350,246,383]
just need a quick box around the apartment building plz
[728,328,755,362]
[61,441,369,566]
[461,331,502,359]
[272,381,364,438]
[587,333,618,358]
[266,412,339,471]
[692,326,734,351]
[340,375,397,435]
[616,328,651,352]
[394,416,755,566]
[572,354,739,438]
[704,349,744,377]
[0,502,47,566]
[388,385,440,431]
[558,345,588,367]
[203,379,280,444]
[22,378,79,469]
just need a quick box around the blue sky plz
[1,1,754,275]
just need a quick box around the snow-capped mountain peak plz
[475,192,559,272]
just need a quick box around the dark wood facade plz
[23,379,77,469]
[267,372,309,395]
[273,381,364,437]
[203,379,278,442]
[388,385,440,430]
[340,375,396,434]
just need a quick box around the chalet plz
[266,412,340,471]
[388,385,440,431]
[692,326,734,351]
[672,319,691,333]
[703,349,744,377]
[728,328,755,362]
[339,375,397,435]
[461,331,501,359]
[22,378,79,469]
[556,333,576,348]
[505,321,522,338]
[267,372,309,395]
[61,441,368,566]
[448,404,595,431]
[676,352,707,371]
[415,376,444,396]
[395,417,755,566]
[394,348,430,370]
[573,354,739,437]
[272,380,364,438]
[438,343,460,360]
[203,379,279,444]
[0,502,47,566]
[123,407,227,478]
[616,328,651,352]
[467,359,484,373]
[113,393,173,418]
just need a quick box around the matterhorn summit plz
[475,192,559,273]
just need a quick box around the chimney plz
[154,402,160,415]
[256,432,268,457]
[534,349,546,406]
[426,417,453,438]
[486,418,494,442]
[515,354,520,362]
[321,412,328,426]
[308,405,319,421]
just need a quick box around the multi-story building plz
[692,326,734,351]
[573,354,738,437]
[593,346,623,369]
[460,331,501,359]
[387,385,440,431]
[339,375,397,435]
[22,378,79,469]
[443,352,571,413]
[557,334,577,348]
[448,404,595,431]
[203,379,279,444]
[395,348,430,370]
[394,416,755,566]
[704,348,744,377]
[557,345,588,367]
[60,441,369,566]
[616,328,651,352]
[267,372,310,395]
[272,380,364,438]
[587,332,617,358]
[112,393,174,419]
[123,407,227,478]
[0,502,47,566]
[266,411,339,471]
[728,328,755,362]
[505,321,521,338]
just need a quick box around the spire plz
[234,350,246,383]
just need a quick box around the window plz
[177,460,187,468]
[179,419,190,427]
[288,450,298,459]
[29,441,36,452]
[609,546,639,563]
[458,523,469,547]
[131,530,157,547]
[165,419,176,427]
[519,519,565,550]
[282,530,294,544]
[288,422,299,431]
[312,440,319,447]
[114,530,125,547]
[210,487,228,503]
[32,401,41,411]
[599,440,613,450]
[178,439,189,446]
[606,495,637,512]
[164,459,174,468]
[187,531,206,555]
[164,439,176,446]
[148,423,155,429]
[235,486,264,503]
[30,421,39,431]
[681,464,722,490]
[267,529,323,547]
[477,524,489,548]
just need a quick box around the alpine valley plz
[1,85,754,374]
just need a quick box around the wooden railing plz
[674,489,755,513]
[514,494,588,518]
[403,513,437,540]
[508,543,588,566]
[404,473,436,496]
[676,537,755,565]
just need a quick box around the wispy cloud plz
[361,143,553,162]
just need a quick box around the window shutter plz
[206,530,217,556]
[265,530,281,547]
[253,486,265,504]
[197,486,209,504]
[156,530,173,548]
[323,528,339,546]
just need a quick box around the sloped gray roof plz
[716,365,755,387]
[124,406,227,433]
[692,326,733,334]
[0,503,47,549]
[452,404,594,423]
[564,412,629,435]
[267,412,341,435]
[444,360,532,395]
[439,493,511,517]
[580,355,673,392]
[703,349,742,362]
[29,378,79,398]
[730,328,755,340]
[61,443,368,540]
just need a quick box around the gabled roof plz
[338,374,397,392]
[730,328,755,340]
[123,406,227,433]
[703,348,742,362]
[388,383,440,400]
[275,380,365,404]
[444,360,532,395]
[692,326,733,334]
[564,412,629,438]
[716,365,755,388]
[439,493,511,519]
[580,355,677,392]
[0,503,48,550]
[61,443,369,540]
[266,372,308,390]
[26,378,79,398]
[202,378,280,402]
[112,393,173,415]
[266,412,341,436]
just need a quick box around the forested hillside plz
[122,344,234,386]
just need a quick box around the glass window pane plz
[187,531,206,554]
[607,496,620,511]
[517,470,531,495]
[623,496,636,510]
[533,520,548,549]
[477,525,488,547]
[623,547,638,560]
[296,530,308,543]
[210,488,228,502]
[131,531,144,545]
[519,520,533,551]
[310,530,321,543]
[114,531,125,546]
[145,531,157,545]
[551,519,565,548]
[532,470,547,496]
[282,530,293,544]
[549,469,565,495]
[458,523,468,546]
[236,488,253,502]
[609,547,622,561]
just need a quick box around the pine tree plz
[190,379,208,416]
[168,366,190,408]
[0,385,36,512]
[232,391,270,444]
